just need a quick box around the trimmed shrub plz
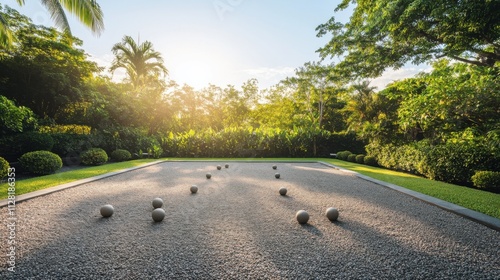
[111,149,131,162]
[355,154,365,164]
[19,151,62,175]
[347,154,357,162]
[81,148,108,166]
[0,156,9,178]
[336,150,352,161]
[364,156,378,166]
[472,171,500,191]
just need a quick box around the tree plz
[0,6,100,121]
[316,0,500,80]
[110,35,168,90]
[0,0,104,48]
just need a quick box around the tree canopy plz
[316,0,500,80]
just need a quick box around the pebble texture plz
[1,162,499,279]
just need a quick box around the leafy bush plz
[50,133,92,158]
[347,154,357,162]
[81,148,108,166]
[0,156,9,179]
[336,150,352,161]
[355,154,365,164]
[111,149,131,162]
[364,156,378,166]
[471,171,500,191]
[19,151,62,175]
[14,132,54,155]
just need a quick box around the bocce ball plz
[225,163,229,168]
[100,204,114,218]
[217,165,222,170]
[206,173,212,179]
[326,207,339,221]
[190,185,198,194]
[279,187,287,196]
[296,210,309,224]
[152,208,166,222]
[152,197,163,209]
[272,165,277,170]
[275,173,281,179]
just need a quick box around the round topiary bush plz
[356,154,365,164]
[111,149,131,162]
[19,151,62,175]
[472,171,500,191]
[81,148,108,166]
[337,150,352,161]
[347,154,357,162]
[364,156,378,166]
[0,156,10,179]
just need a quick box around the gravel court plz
[1,162,499,279]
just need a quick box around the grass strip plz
[0,159,158,199]
[320,158,500,219]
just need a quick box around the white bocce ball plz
[206,172,212,179]
[275,173,281,179]
[190,185,198,194]
[296,210,309,224]
[152,197,163,209]
[152,208,166,222]
[100,204,114,218]
[326,207,339,221]
[279,187,287,196]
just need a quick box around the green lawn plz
[2,157,499,220]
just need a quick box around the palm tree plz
[0,0,104,48]
[110,35,168,89]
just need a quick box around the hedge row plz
[366,140,500,187]
[336,150,378,167]
[161,128,365,158]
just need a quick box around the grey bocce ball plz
[217,165,222,170]
[152,197,163,209]
[206,172,212,179]
[100,204,114,218]
[225,163,229,168]
[152,208,166,222]
[296,210,309,224]
[190,185,198,194]
[279,187,287,196]
[326,207,339,221]
[272,165,277,170]
[275,173,281,179]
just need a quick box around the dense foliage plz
[80,148,108,165]
[19,151,62,175]
[111,149,132,162]
[0,156,9,179]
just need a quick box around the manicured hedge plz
[0,156,9,178]
[472,171,500,191]
[19,151,62,175]
[111,149,132,162]
[81,148,108,166]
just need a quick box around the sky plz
[2,0,429,90]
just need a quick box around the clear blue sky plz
[3,1,426,90]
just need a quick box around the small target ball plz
[296,210,309,224]
[100,204,114,217]
[225,163,229,168]
[217,165,222,170]
[275,173,280,179]
[190,185,198,194]
[152,197,163,209]
[206,173,212,179]
[326,207,339,221]
[152,208,166,222]
[279,187,287,196]
[272,165,277,170]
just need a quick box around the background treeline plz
[0,3,499,191]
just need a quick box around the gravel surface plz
[1,162,499,279]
